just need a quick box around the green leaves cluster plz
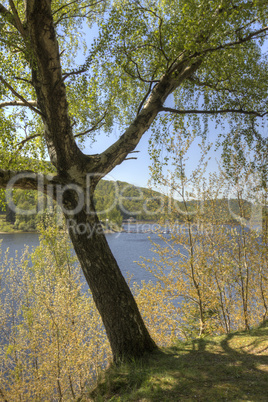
[0,0,267,172]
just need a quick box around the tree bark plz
[63,192,156,362]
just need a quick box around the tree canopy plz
[0,0,267,183]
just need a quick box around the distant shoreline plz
[0,230,37,235]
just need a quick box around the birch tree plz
[0,0,267,361]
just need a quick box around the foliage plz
[0,222,111,401]
[94,180,170,221]
[0,0,267,169]
[134,133,268,343]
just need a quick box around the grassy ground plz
[88,321,268,401]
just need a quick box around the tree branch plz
[134,0,169,62]
[0,169,59,193]
[199,26,268,57]
[160,106,267,118]
[8,0,26,37]
[14,76,33,85]
[52,0,78,16]
[167,26,268,75]
[188,75,240,95]
[90,58,203,176]
[136,72,157,116]
[0,1,26,37]
[0,3,17,28]
[122,40,160,84]
[74,123,105,138]
[122,64,159,84]
[0,75,43,116]
[54,1,104,26]
[0,100,38,109]
[62,68,87,81]
[15,133,40,151]
[74,109,108,138]
[53,0,104,17]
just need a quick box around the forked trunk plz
[63,192,156,362]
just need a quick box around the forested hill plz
[0,178,257,232]
[95,179,255,224]
[94,179,168,222]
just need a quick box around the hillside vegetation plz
[0,179,255,232]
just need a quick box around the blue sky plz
[83,122,225,189]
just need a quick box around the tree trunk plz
[63,191,157,362]
[6,203,16,224]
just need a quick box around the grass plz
[88,321,268,401]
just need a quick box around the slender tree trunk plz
[63,192,157,362]
[6,203,16,224]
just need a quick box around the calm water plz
[0,229,169,286]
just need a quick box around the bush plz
[0,222,111,401]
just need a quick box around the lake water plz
[0,228,169,286]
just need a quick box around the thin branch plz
[55,11,95,26]
[53,0,103,16]
[122,65,159,84]
[188,75,240,95]
[199,26,268,57]
[134,0,169,62]
[122,41,159,84]
[167,3,227,74]
[8,0,26,37]
[0,36,25,54]
[160,106,267,118]
[54,1,104,26]
[74,122,105,138]
[0,3,17,28]
[235,17,259,35]
[62,68,87,81]
[52,0,78,15]
[74,109,108,138]
[0,100,37,109]
[0,75,43,116]
[137,78,154,115]
[15,133,40,151]
[14,76,33,84]
[167,26,268,76]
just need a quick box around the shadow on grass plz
[90,322,268,401]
